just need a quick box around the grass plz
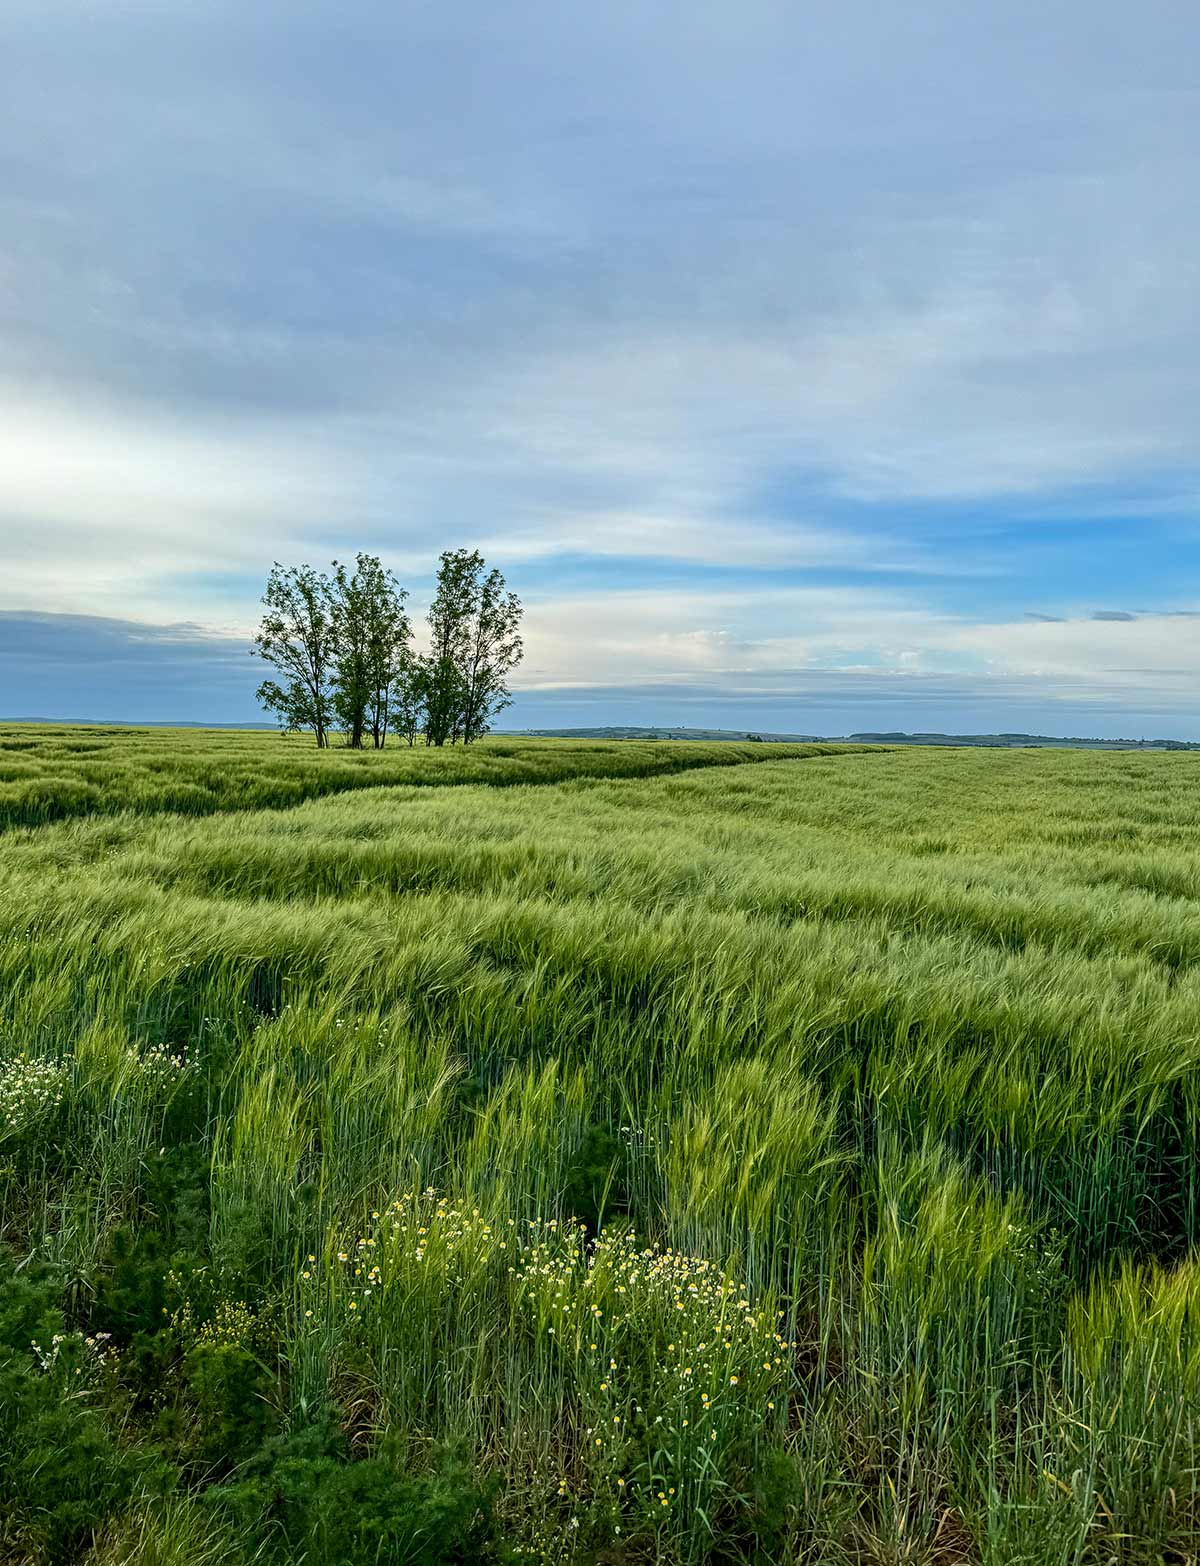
[2,729,1200,1561]
[0,723,851,829]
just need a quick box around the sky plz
[1,0,1198,736]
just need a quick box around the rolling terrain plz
[2,728,1199,1564]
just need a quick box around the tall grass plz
[0,723,855,829]
[3,731,1200,1560]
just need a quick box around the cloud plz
[9,599,1200,737]
[0,612,252,723]
[1090,610,1138,621]
[0,0,1197,729]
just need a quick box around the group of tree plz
[251,548,523,748]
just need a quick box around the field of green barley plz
[3,723,1200,1565]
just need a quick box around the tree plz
[390,653,428,747]
[327,558,372,748]
[252,548,517,749]
[361,555,411,748]
[422,550,476,747]
[421,550,523,747]
[327,553,411,748]
[251,563,336,747]
[460,563,523,745]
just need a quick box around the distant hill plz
[514,725,1200,750]
[511,725,821,742]
[846,731,1200,750]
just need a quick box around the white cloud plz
[0,0,1197,731]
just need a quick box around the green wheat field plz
[3,724,1200,1565]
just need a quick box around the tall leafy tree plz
[251,563,336,747]
[461,564,523,745]
[361,555,412,748]
[327,553,411,748]
[422,550,523,746]
[327,558,372,748]
[253,548,515,749]
[390,652,428,747]
[422,550,476,747]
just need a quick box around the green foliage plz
[3,733,1200,1561]
[93,1227,169,1343]
[0,1259,171,1563]
[215,1421,498,1565]
[184,1341,277,1471]
[420,548,523,746]
[326,552,411,749]
[562,1120,630,1232]
[89,1497,257,1566]
[251,562,336,748]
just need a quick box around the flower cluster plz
[303,1190,501,1316]
[126,1040,194,1084]
[515,1227,791,1515]
[0,1052,67,1138]
[30,1329,112,1375]
[167,1268,276,1355]
[304,1190,792,1543]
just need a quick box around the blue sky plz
[1,0,1198,735]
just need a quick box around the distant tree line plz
[251,549,522,748]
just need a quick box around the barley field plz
[2,726,1199,1565]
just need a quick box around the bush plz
[214,1419,499,1564]
[0,1259,171,1563]
[184,1341,277,1472]
[93,1227,170,1344]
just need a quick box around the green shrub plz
[214,1420,499,1564]
[0,1259,171,1563]
[93,1227,170,1343]
[184,1341,277,1472]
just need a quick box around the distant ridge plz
[515,725,1200,750]
[845,731,1200,750]
[513,725,822,742]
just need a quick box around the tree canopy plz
[251,550,522,748]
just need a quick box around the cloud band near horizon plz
[1,0,1198,735]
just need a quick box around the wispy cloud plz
[0,0,1197,731]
